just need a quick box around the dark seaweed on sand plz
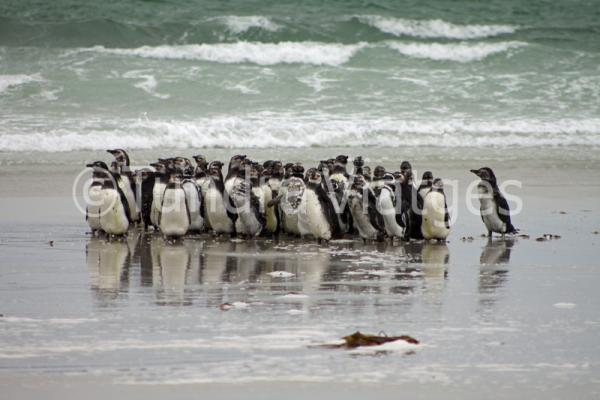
[314,331,419,349]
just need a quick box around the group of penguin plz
[86,149,518,242]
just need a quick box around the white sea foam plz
[1,114,600,152]
[357,15,517,39]
[213,15,281,34]
[123,70,170,99]
[83,42,367,66]
[0,74,42,94]
[387,41,526,62]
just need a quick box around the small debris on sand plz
[518,234,530,239]
[559,211,567,214]
[314,331,419,349]
[267,271,295,278]
[461,236,474,242]
[536,234,562,242]
[48,241,54,247]
[593,231,599,235]
[554,302,576,309]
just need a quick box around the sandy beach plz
[1,147,599,399]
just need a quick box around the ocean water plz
[1,0,600,152]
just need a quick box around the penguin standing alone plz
[470,167,518,237]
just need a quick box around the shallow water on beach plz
[1,153,600,398]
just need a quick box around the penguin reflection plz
[479,238,514,308]
[151,238,193,306]
[87,236,131,305]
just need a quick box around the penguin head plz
[150,161,167,174]
[306,168,322,184]
[470,167,496,183]
[400,161,413,182]
[228,154,246,170]
[373,166,386,180]
[106,149,130,166]
[283,163,295,179]
[362,166,372,181]
[335,155,348,165]
[392,171,405,184]
[383,173,396,186]
[291,163,305,178]
[208,161,224,178]
[351,174,366,190]
[271,161,283,177]
[421,171,434,187]
[109,161,120,173]
[432,178,444,192]
[86,160,110,171]
[249,163,262,181]
[193,154,207,169]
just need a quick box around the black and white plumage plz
[85,161,111,234]
[149,162,168,230]
[375,173,404,239]
[99,176,130,236]
[159,172,190,239]
[107,149,140,224]
[298,168,341,241]
[231,164,265,237]
[471,167,518,237]
[421,178,450,241]
[347,174,384,241]
[204,161,234,235]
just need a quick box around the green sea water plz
[1,0,599,151]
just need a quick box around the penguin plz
[398,161,423,240]
[470,167,518,237]
[261,165,279,235]
[181,172,204,234]
[421,178,451,241]
[375,172,404,239]
[231,162,265,238]
[278,163,305,236]
[204,161,235,235]
[298,168,341,242]
[223,154,247,234]
[417,171,434,200]
[99,174,130,237]
[325,155,351,233]
[137,168,155,231]
[347,174,385,242]
[149,161,168,230]
[106,149,140,224]
[85,161,111,235]
[159,170,190,239]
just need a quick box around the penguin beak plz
[85,163,94,168]
[470,169,480,176]
[106,149,116,154]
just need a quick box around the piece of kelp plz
[315,331,419,349]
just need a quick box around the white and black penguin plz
[192,154,210,195]
[231,162,265,238]
[400,161,424,241]
[327,155,351,233]
[279,163,305,236]
[347,174,385,242]
[106,149,140,224]
[137,168,155,231]
[374,171,405,240]
[159,170,190,239]
[421,178,451,241]
[417,171,434,200]
[99,172,130,237]
[298,168,341,242]
[470,167,518,237]
[85,161,111,235]
[204,161,235,235]
[149,161,169,230]
[260,163,279,235]
[174,157,204,233]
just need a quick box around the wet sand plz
[1,148,600,399]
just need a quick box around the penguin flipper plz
[318,187,341,238]
[494,191,517,233]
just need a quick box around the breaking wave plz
[211,15,281,34]
[356,15,517,39]
[387,41,526,62]
[81,42,367,66]
[0,74,42,94]
[1,114,599,152]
